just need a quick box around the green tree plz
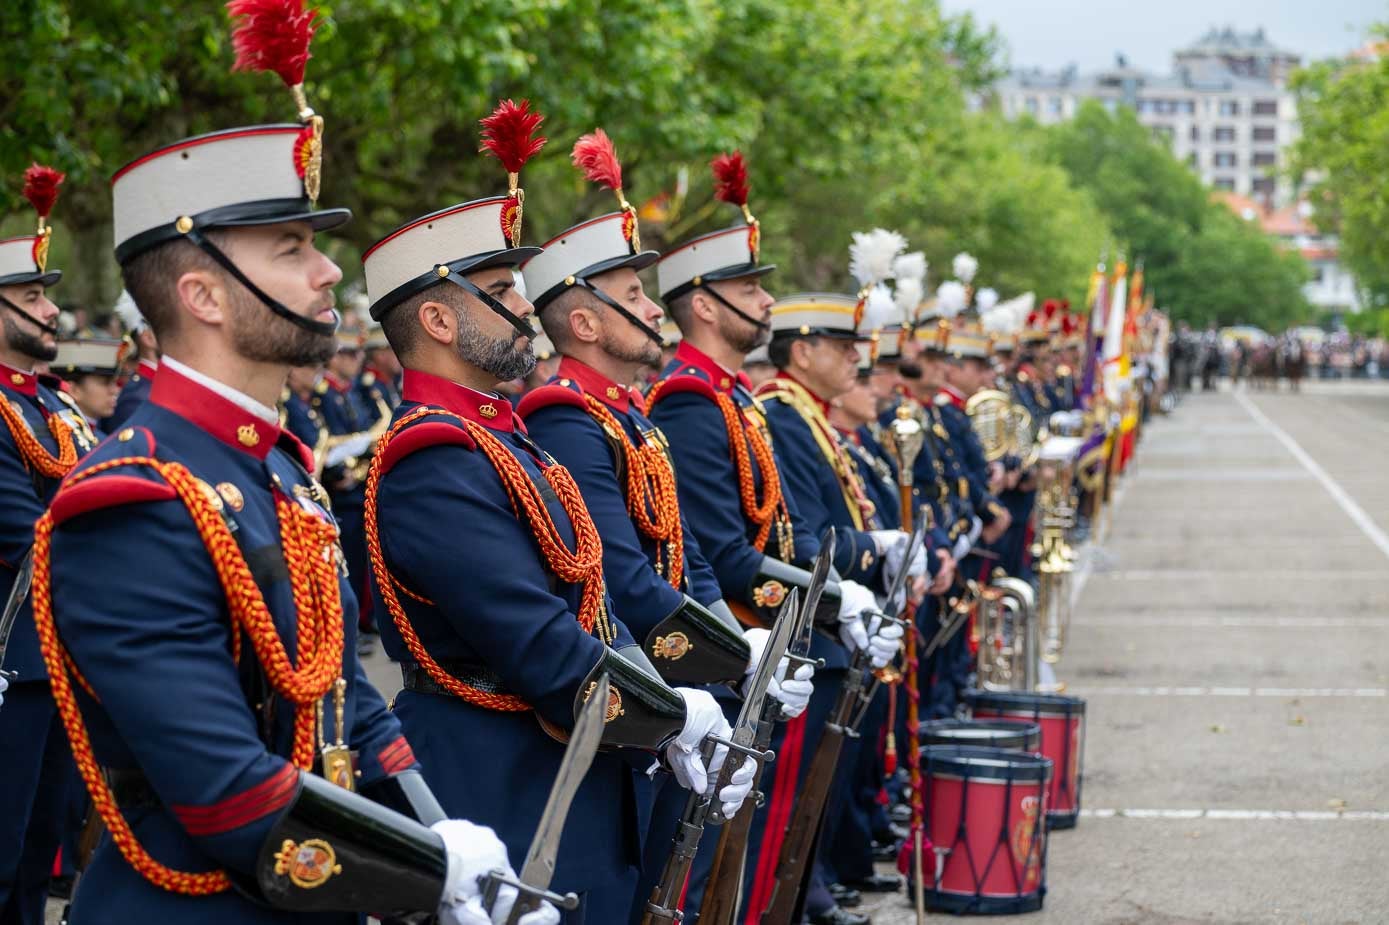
[1043,101,1310,329]
[1290,34,1389,307]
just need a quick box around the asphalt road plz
[861,381,1389,925]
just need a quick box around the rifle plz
[57,805,104,924]
[759,520,923,925]
[640,589,799,925]
[698,532,836,925]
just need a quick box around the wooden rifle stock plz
[759,655,869,924]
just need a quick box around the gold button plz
[117,428,134,441]
[436,265,450,278]
[565,276,576,286]
[236,424,261,447]
[175,216,193,234]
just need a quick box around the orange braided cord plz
[904,604,924,861]
[0,397,76,478]
[32,456,345,895]
[583,396,684,589]
[364,407,609,713]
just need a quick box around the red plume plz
[479,99,548,175]
[226,0,320,88]
[711,151,750,207]
[571,129,623,193]
[22,164,65,220]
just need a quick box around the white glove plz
[716,756,758,819]
[952,516,983,560]
[0,673,7,710]
[877,529,930,584]
[666,688,732,796]
[743,628,815,719]
[836,580,879,653]
[432,819,560,925]
[863,612,905,669]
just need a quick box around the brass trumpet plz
[313,396,393,482]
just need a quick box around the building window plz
[1253,99,1279,116]
[1049,96,1063,114]
[1252,126,1277,143]
[1213,152,1238,168]
[1025,96,1039,114]
[1179,100,1195,114]
[1218,100,1241,117]
[1251,151,1277,167]
[1190,125,1200,142]
[1213,177,1236,191]
[1251,176,1276,196]
[1213,126,1236,142]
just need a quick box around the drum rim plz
[921,718,1042,748]
[921,744,1054,782]
[965,688,1088,715]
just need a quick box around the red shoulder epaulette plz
[49,427,176,525]
[647,373,718,406]
[374,409,476,479]
[516,382,586,420]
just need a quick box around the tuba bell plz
[1031,435,1083,674]
[976,572,1039,692]
[965,389,1015,461]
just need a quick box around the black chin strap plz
[185,228,340,338]
[698,283,771,334]
[436,267,537,341]
[0,294,61,337]
[572,277,665,348]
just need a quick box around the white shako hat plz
[364,99,547,326]
[52,338,124,378]
[110,0,349,339]
[522,129,659,311]
[656,151,774,303]
[769,292,867,341]
[0,165,66,288]
[112,2,349,267]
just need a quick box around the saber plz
[0,548,36,680]
[481,673,611,922]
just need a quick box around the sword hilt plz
[0,668,15,681]
[480,869,580,918]
[784,652,824,670]
[704,734,775,764]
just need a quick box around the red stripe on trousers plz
[743,711,808,923]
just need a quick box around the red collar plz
[0,362,37,398]
[556,356,639,413]
[673,342,747,394]
[148,363,282,461]
[364,364,395,384]
[774,371,831,415]
[324,372,352,394]
[938,383,967,410]
[137,359,158,380]
[402,369,515,431]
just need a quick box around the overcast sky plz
[942,0,1381,73]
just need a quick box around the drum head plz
[921,718,1042,753]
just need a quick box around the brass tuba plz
[976,573,1039,692]
[1031,436,1081,673]
[965,389,1015,461]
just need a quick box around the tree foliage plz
[1043,101,1310,329]
[1290,33,1389,307]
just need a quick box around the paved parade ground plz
[348,381,1388,925]
[852,381,1389,925]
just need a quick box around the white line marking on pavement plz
[1083,808,1389,821]
[1067,686,1387,697]
[1074,615,1387,628]
[1094,569,1385,581]
[1235,390,1389,562]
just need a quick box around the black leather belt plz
[400,659,514,697]
[108,768,161,810]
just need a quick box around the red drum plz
[921,718,1041,753]
[920,745,1052,914]
[965,689,1086,830]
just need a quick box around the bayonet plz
[481,674,609,922]
[0,548,35,680]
